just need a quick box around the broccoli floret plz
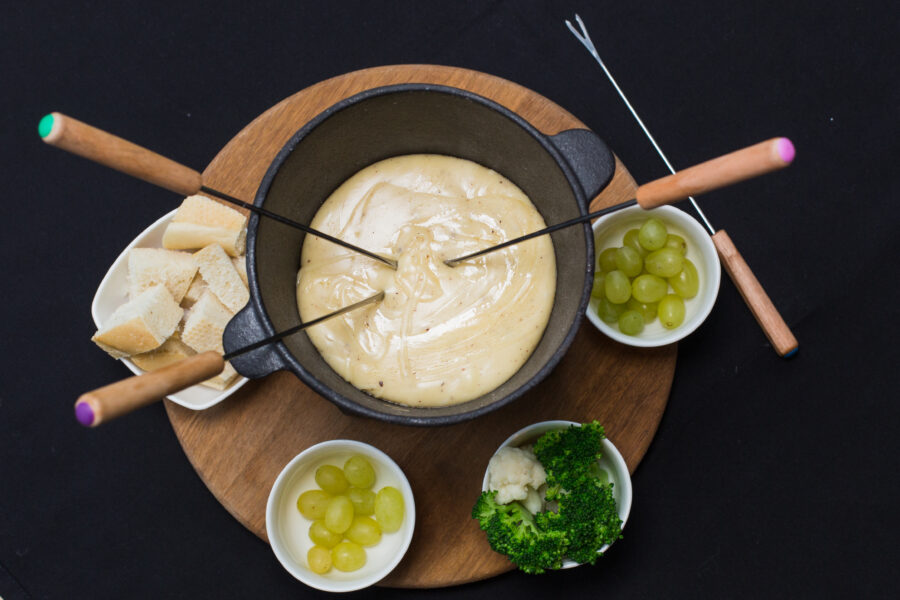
[535,478,623,565]
[471,491,568,574]
[533,421,622,564]
[533,421,605,489]
[472,489,505,526]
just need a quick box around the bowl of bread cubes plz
[89,195,251,409]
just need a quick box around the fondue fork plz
[565,14,798,357]
[222,291,385,360]
[444,137,794,266]
[39,113,398,269]
[74,291,385,427]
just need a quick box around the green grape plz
[345,516,382,546]
[309,520,343,548]
[297,489,332,520]
[632,274,668,304]
[590,271,606,298]
[626,297,657,323]
[665,234,688,255]
[614,246,643,278]
[347,487,376,516]
[307,545,333,574]
[623,229,648,257]
[644,248,684,278]
[315,465,349,495]
[343,455,376,489]
[659,294,686,329]
[332,541,366,572]
[324,495,354,534]
[374,486,405,533]
[596,297,627,324]
[604,270,631,304]
[638,217,668,251]
[617,310,645,336]
[669,258,699,298]
[597,247,618,272]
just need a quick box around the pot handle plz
[224,303,290,379]
[547,129,616,201]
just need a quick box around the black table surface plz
[2,1,897,598]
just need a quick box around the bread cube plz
[162,195,247,257]
[193,244,249,314]
[92,286,183,359]
[128,247,198,303]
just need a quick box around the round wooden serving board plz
[164,65,676,588]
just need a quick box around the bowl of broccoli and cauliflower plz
[472,420,632,574]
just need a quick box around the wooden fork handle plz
[712,230,798,357]
[636,138,795,209]
[40,112,202,196]
[74,352,225,427]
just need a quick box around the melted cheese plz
[296,155,555,407]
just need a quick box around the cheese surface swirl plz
[297,155,556,407]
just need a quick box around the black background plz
[2,1,898,598]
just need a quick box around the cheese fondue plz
[296,155,555,407]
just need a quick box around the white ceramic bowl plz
[586,205,721,347]
[482,420,632,568]
[266,440,416,592]
[90,210,248,410]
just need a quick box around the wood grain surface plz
[712,229,798,355]
[78,351,224,426]
[634,137,793,209]
[42,112,203,196]
[164,65,676,588]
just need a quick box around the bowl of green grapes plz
[265,440,415,592]
[586,205,721,346]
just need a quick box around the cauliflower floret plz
[521,486,544,515]
[486,446,547,505]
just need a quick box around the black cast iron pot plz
[223,84,614,426]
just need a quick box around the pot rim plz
[245,83,595,425]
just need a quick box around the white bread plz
[181,290,240,389]
[132,313,239,390]
[130,336,196,371]
[203,361,239,390]
[162,195,247,257]
[232,256,248,287]
[181,290,231,354]
[193,244,249,314]
[92,286,183,359]
[128,247,198,303]
[181,273,206,308]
